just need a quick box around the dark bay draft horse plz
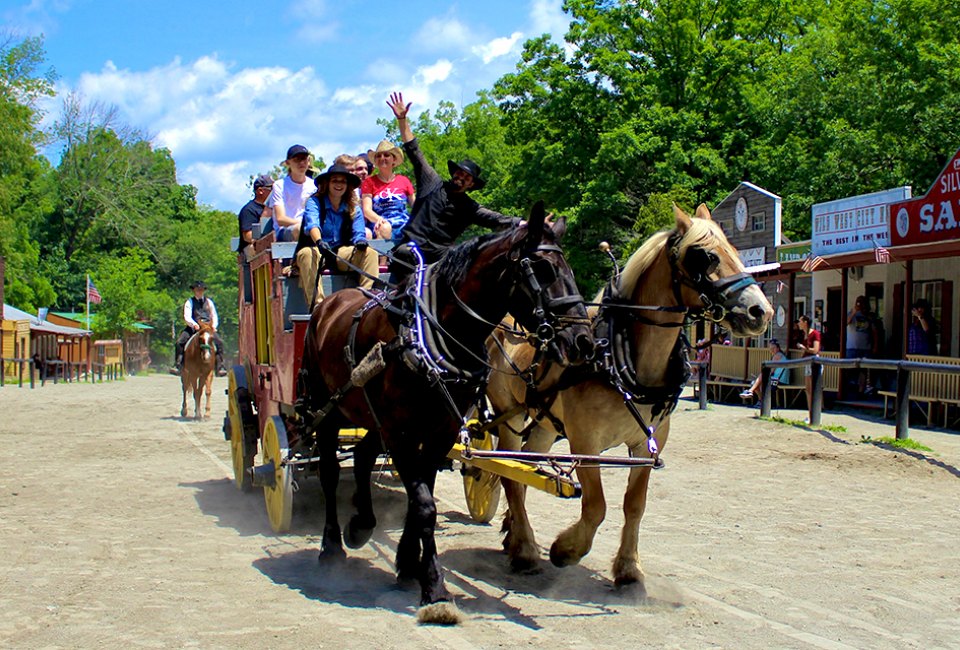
[299,204,593,623]
[486,204,773,589]
[180,321,217,420]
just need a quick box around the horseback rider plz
[170,281,227,377]
[386,92,521,280]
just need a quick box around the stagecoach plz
[222,204,771,621]
[222,218,590,533]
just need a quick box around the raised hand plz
[387,92,411,120]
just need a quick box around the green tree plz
[91,248,173,338]
[0,34,57,310]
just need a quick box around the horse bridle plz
[666,231,758,323]
[505,243,588,351]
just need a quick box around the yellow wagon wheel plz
[461,423,502,524]
[262,416,294,533]
[226,366,255,492]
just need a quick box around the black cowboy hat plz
[447,159,486,190]
[315,163,361,191]
[190,280,207,290]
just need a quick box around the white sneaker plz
[739,390,753,399]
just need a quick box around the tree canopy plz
[3,4,959,361]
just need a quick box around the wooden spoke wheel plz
[462,424,502,524]
[226,366,256,492]
[262,416,294,533]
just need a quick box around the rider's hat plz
[447,158,486,190]
[190,280,207,290]
[367,140,404,166]
[315,164,361,191]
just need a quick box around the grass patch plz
[759,415,847,433]
[861,435,933,452]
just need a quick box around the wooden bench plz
[879,355,960,427]
[706,345,750,401]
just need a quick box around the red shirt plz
[803,329,821,355]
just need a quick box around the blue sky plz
[4,0,570,210]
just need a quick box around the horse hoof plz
[509,556,542,575]
[549,542,581,568]
[416,601,464,625]
[344,520,375,549]
[318,544,346,563]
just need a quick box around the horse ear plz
[551,215,567,240]
[525,201,546,242]
[673,203,693,233]
[694,203,713,221]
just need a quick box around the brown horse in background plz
[181,321,216,420]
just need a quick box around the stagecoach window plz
[751,211,766,232]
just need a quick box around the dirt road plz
[1,375,958,649]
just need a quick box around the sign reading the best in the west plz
[891,147,960,246]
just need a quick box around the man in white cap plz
[264,145,317,242]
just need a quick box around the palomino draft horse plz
[299,204,593,623]
[180,321,217,420]
[486,204,773,589]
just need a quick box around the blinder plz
[668,234,757,322]
[511,244,586,349]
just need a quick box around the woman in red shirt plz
[797,314,821,415]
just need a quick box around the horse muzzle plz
[550,328,595,367]
[723,285,773,336]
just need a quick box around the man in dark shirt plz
[237,174,274,254]
[386,92,520,277]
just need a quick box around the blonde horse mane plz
[597,214,737,303]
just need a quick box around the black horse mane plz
[433,230,508,288]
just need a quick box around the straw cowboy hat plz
[367,140,404,166]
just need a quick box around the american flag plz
[874,245,891,264]
[776,280,785,294]
[801,255,825,273]
[87,277,102,304]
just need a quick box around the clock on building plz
[735,196,748,232]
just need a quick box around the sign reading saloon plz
[891,147,960,246]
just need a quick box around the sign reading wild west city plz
[812,186,911,256]
[891,147,960,246]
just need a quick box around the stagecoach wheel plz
[262,416,294,533]
[227,366,255,492]
[462,425,502,524]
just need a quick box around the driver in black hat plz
[386,92,521,279]
[169,280,227,377]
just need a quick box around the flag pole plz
[85,274,91,377]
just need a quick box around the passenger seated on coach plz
[264,144,317,242]
[333,154,372,238]
[361,140,415,242]
[294,163,380,306]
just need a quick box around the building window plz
[751,211,766,232]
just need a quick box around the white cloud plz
[529,0,570,41]
[473,32,523,64]
[1,0,72,37]
[413,16,472,52]
[413,60,453,86]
